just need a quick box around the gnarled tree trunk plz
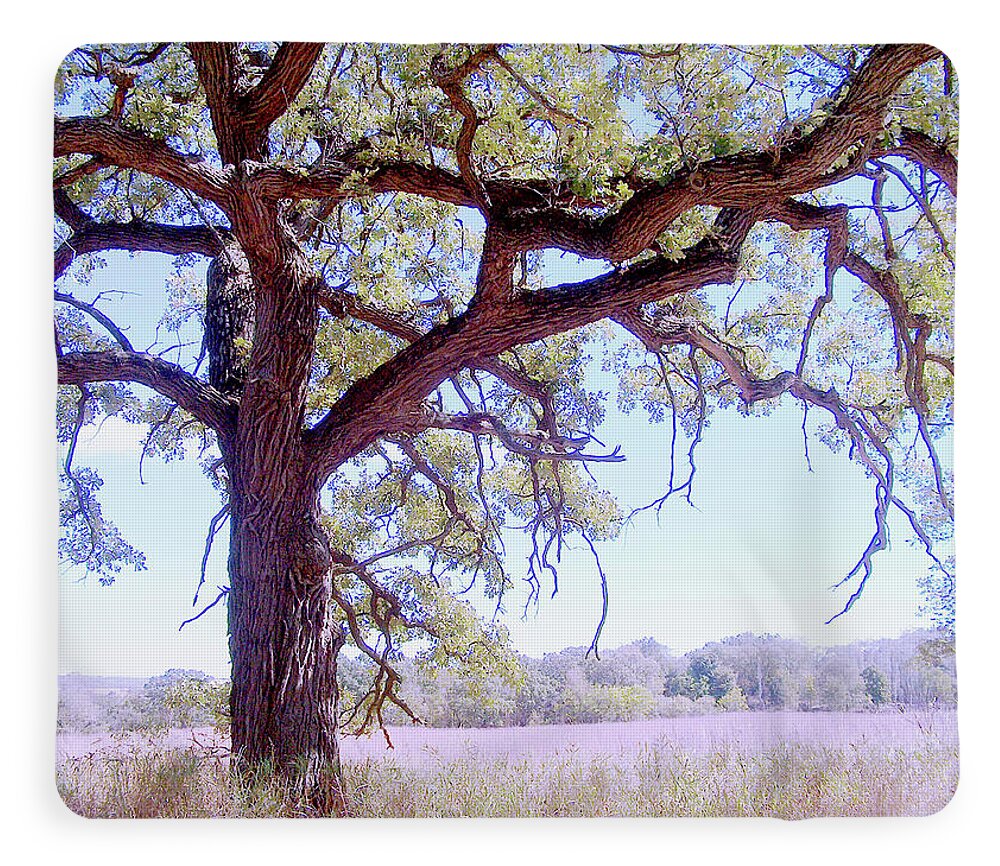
[226,486,345,814]
[207,214,347,814]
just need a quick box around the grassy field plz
[55,711,959,818]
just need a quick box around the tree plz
[715,633,810,709]
[686,650,737,701]
[815,647,868,711]
[54,43,955,812]
[121,669,230,730]
[861,665,892,707]
[718,685,750,712]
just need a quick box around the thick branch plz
[54,116,231,205]
[777,45,939,182]
[316,279,560,409]
[305,42,942,485]
[188,43,244,164]
[190,42,322,166]
[883,127,957,194]
[524,210,754,320]
[253,159,597,213]
[431,45,497,212]
[55,217,222,280]
[58,350,237,435]
[305,210,753,481]
[316,281,423,342]
[53,187,91,230]
[242,43,324,130]
[418,410,625,464]
[282,46,939,261]
[242,48,940,238]
[497,44,939,259]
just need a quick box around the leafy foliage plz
[862,665,892,706]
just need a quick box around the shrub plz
[718,686,750,712]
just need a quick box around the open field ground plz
[56,710,958,765]
[55,711,958,818]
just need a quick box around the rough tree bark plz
[225,484,346,813]
[218,204,349,809]
[204,223,346,810]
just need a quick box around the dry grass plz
[56,714,958,818]
[344,741,957,818]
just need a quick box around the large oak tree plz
[54,43,955,813]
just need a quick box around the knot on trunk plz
[288,514,333,584]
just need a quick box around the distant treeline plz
[59,630,955,733]
[356,630,956,728]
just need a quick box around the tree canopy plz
[54,42,955,809]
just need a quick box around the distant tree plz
[510,661,562,726]
[633,636,671,662]
[686,651,736,701]
[915,663,957,706]
[799,675,821,711]
[585,642,666,693]
[716,633,809,709]
[662,657,694,698]
[718,685,750,712]
[861,665,892,707]
[111,669,228,730]
[910,638,958,706]
[815,649,867,711]
[56,698,93,732]
[551,668,656,723]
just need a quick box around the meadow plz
[55,710,958,818]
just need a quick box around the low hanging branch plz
[61,383,100,562]
[193,502,231,606]
[581,530,609,660]
[179,586,230,631]
[613,290,936,622]
[329,571,421,745]
[419,409,625,464]
[770,198,953,519]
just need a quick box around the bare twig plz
[179,586,229,630]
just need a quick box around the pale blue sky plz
[57,389,937,679]
[57,246,942,678]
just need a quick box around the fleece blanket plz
[54,42,956,818]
